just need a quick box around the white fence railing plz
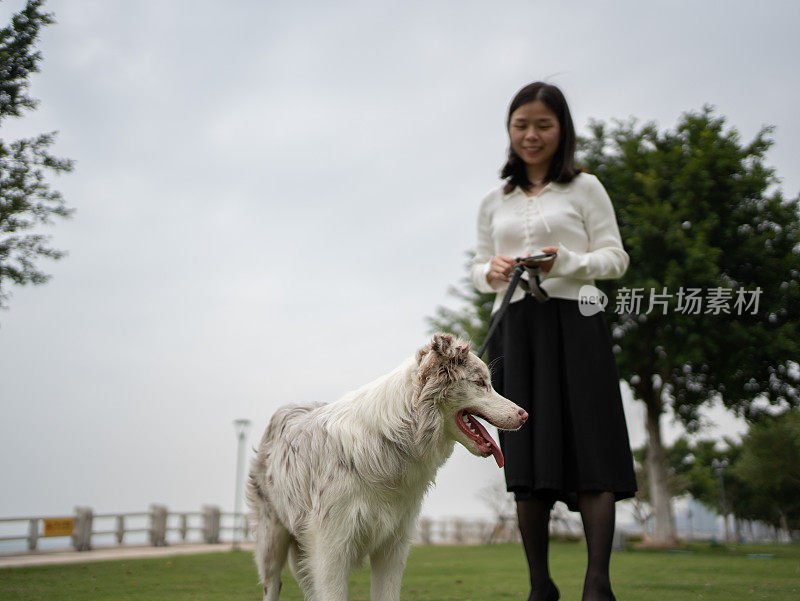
[415,516,521,545]
[0,505,247,554]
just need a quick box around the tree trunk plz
[643,385,678,547]
[779,511,789,543]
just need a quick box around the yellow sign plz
[43,518,74,537]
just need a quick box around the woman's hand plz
[487,255,516,285]
[488,248,559,284]
[538,246,559,274]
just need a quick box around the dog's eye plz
[470,379,487,388]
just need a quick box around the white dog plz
[246,333,528,601]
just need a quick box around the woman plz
[471,82,636,601]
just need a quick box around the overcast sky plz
[1,0,797,526]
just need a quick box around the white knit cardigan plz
[471,172,629,313]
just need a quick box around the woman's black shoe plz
[527,579,560,601]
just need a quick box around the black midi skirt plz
[488,295,637,511]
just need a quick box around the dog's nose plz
[518,409,529,422]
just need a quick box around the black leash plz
[476,257,552,359]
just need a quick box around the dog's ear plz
[416,333,471,366]
[413,333,472,406]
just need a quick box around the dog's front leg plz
[369,537,410,601]
[309,534,350,601]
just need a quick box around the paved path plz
[0,542,254,569]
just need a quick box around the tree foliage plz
[0,0,73,310]
[732,409,800,530]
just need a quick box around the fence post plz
[72,507,93,551]
[203,505,221,544]
[179,513,188,542]
[453,518,464,544]
[27,518,39,551]
[115,516,125,544]
[242,515,249,541]
[149,504,168,547]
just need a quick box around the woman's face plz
[508,100,561,173]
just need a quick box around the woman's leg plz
[577,491,616,601]
[517,493,557,599]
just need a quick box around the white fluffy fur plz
[247,334,526,601]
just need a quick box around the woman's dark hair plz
[501,82,580,194]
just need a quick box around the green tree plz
[666,437,720,508]
[0,0,73,311]
[667,419,800,540]
[429,107,800,546]
[733,409,800,533]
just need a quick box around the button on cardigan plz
[471,172,629,313]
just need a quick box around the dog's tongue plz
[470,416,505,468]
[487,440,504,468]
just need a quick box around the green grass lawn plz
[1,541,798,600]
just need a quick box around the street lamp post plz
[233,418,251,550]
[712,458,730,544]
